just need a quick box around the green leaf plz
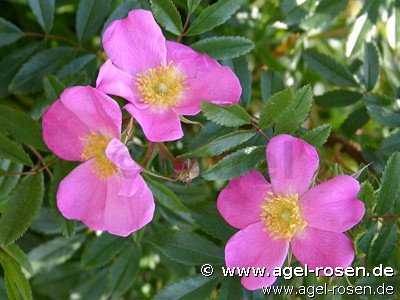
[386,0,400,49]
[375,152,400,214]
[203,146,266,181]
[0,251,32,300]
[345,0,379,57]
[150,0,182,35]
[0,105,47,151]
[10,47,76,94]
[0,159,23,197]
[368,223,398,265]
[107,244,140,296]
[154,275,219,300]
[0,42,42,98]
[315,90,363,108]
[187,0,202,13]
[364,42,380,91]
[201,102,252,127]
[0,133,33,166]
[29,235,84,274]
[0,18,23,48]
[275,85,313,134]
[180,130,255,157]
[191,36,254,60]
[358,223,377,254]
[76,0,112,42]
[56,54,97,78]
[260,70,285,101]
[0,173,44,245]
[102,0,139,34]
[340,106,370,135]
[366,104,400,127]
[281,0,319,26]
[28,0,55,33]
[357,181,376,209]
[43,74,65,102]
[217,277,243,300]
[1,244,33,276]
[145,176,187,212]
[51,160,77,239]
[186,0,244,36]
[147,231,224,265]
[82,233,130,269]
[259,87,294,129]
[303,49,359,87]
[228,56,252,107]
[301,124,331,147]
[382,132,400,155]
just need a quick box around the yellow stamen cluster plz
[260,192,307,240]
[136,62,187,108]
[81,132,117,180]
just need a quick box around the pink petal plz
[266,134,319,196]
[42,86,121,161]
[104,175,155,237]
[166,41,241,115]
[57,160,107,231]
[125,104,183,142]
[102,9,166,75]
[225,222,289,290]
[300,175,365,232]
[291,227,355,270]
[217,171,272,229]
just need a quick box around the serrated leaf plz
[358,223,377,254]
[0,173,44,245]
[29,235,84,274]
[10,47,76,94]
[102,0,139,34]
[0,17,23,48]
[28,0,55,33]
[0,133,33,166]
[201,102,252,127]
[217,277,243,300]
[107,244,140,296]
[0,159,23,197]
[180,130,255,157]
[147,231,224,265]
[76,0,111,42]
[0,42,42,98]
[145,176,187,212]
[186,0,244,36]
[82,233,130,269]
[368,223,398,265]
[340,106,370,135]
[260,69,285,101]
[301,124,331,147]
[346,0,379,57]
[187,0,202,13]
[0,105,47,151]
[364,42,380,91]
[275,85,313,134]
[315,89,363,108]
[382,132,400,155]
[281,0,319,26]
[357,181,376,209]
[51,160,77,239]
[43,74,65,103]
[151,0,182,35]
[0,251,32,300]
[154,275,219,300]
[191,36,254,60]
[56,54,97,78]
[376,152,400,214]
[1,244,33,276]
[303,49,359,87]
[259,87,294,129]
[229,56,252,107]
[386,0,400,49]
[366,104,400,127]
[203,146,266,181]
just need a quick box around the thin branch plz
[142,168,178,182]
[251,120,270,141]
[177,13,192,43]
[27,145,53,179]
[158,143,177,164]
[4,158,58,177]
[368,214,400,220]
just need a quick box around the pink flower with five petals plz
[217,134,365,290]
[42,86,155,237]
[96,9,242,142]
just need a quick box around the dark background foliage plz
[0,0,399,299]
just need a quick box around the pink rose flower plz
[42,86,155,237]
[217,134,365,290]
[96,9,242,142]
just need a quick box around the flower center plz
[81,132,117,180]
[136,62,187,107]
[260,193,307,240]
